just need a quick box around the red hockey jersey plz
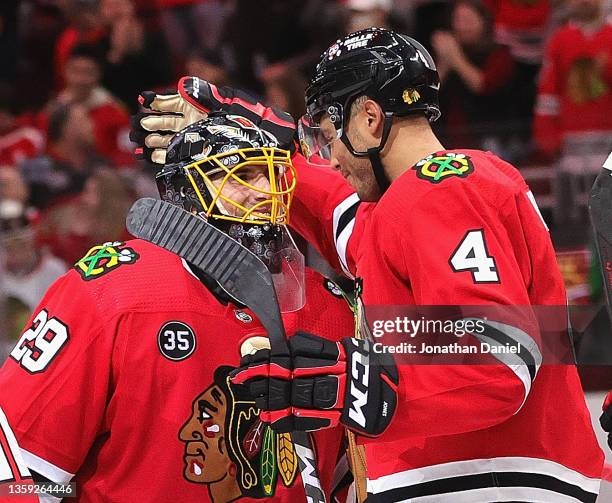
[290,150,604,502]
[0,239,354,502]
[534,20,612,156]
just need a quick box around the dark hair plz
[190,46,225,69]
[0,83,16,114]
[67,42,105,68]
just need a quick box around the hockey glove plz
[601,391,612,450]
[130,76,296,166]
[231,332,399,436]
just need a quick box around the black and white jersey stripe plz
[464,318,543,411]
[332,193,360,278]
[366,457,601,503]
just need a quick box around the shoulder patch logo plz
[74,241,139,281]
[413,153,474,184]
[158,321,196,361]
[74,241,140,281]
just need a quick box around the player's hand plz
[601,391,612,450]
[231,332,399,436]
[130,76,297,166]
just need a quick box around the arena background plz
[0,0,611,496]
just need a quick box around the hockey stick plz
[126,197,289,356]
[588,152,612,324]
[126,198,326,502]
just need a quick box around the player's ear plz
[363,99,384,140]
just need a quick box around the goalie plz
[0,114,354,502]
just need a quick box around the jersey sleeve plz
[379,181,546,439]
[290,153,370,277]
[0,271,118,484]
[0,406,40,502]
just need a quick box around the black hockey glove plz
[601,391,612,450]
[231,332,399,436]
[130,76,296,166]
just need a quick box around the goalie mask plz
[156,113,305,311]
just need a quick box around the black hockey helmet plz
[300,27,440,192]
[156,113,299,275]
[156,112,295,226]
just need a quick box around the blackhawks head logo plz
[179,365,298,503]
[74,241,139,280]
[414,153,474,184]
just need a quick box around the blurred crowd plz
[0,0,611,354]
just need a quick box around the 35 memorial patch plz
[413,153,474,184]
[74,241,139,281]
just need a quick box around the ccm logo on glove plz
[231,332,399,437]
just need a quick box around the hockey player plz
[0,114,354,502]
[131,28,605,502]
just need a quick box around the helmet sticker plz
[184,132,202,143]
[344,32,375,51]
[413,153,474,184]
[326,31,376,61]
[327,42,341,60]
[402,89,421,104]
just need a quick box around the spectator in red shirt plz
[0,85,45,166]
[432,0,516,154]
[534,0,612,223]
[35,167,134,266]
[19,102,104,210]
[484,0,551,66]
[483,0,552,143]
[54,0,106,91]
[54,44,134,167]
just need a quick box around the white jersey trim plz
[603,151,612,173]
[367,456,600,501]
[526,190,549,231]
[0,407,30,479]
[332,193,359,278]
[397,486,592,502]
[20,448,73,484]
[463,318,542,411]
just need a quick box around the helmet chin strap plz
[342,113,394,195]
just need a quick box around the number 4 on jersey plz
[449,229,500,283]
